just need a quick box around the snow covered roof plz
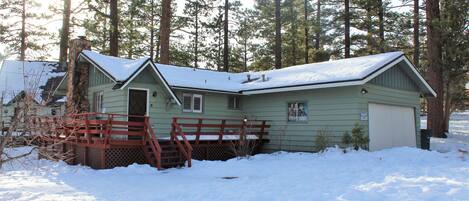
[0,60,66,105]
[80,50,150,81]
[78,51,436,97]
[156,52,411,94]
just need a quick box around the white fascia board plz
[120,61,182,106]
[242,80,364,95]
[402,57,437,97]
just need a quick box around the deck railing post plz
[170,118,177,143]
[259,120,266,142]
[195,119,202,144]
[105,114,113,145]
[85,114,91,144]
[218,120,226,144]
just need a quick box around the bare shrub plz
[229,120,259,159]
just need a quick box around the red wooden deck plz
[31,113,269,169]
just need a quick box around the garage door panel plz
[369,103,416,151]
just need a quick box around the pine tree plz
[440,0,469,131]
[183,0,214,68]
[84,0,110,54]
[344,0,350,58]
[425,0,444,137]
[59,0,71,67]
[223,0,229,72]
[159,0,171,64]
[0,0,51,60]
[274,0,282,69]
[109,0,119,56]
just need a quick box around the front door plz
[128,89,148,139]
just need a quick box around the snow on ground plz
[422,111,469,152]
[1,112,468,201]
[1,146,468,201]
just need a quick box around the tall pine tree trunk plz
[159,0,171,64]
[59,0,71,69]
[425,0,444,137]
[275,0,282,69]
[344,0,350,58]
[109,0,118,56]
[378,0,384,52]
[290,0,297,66]
[366,3,373,54]
[304,0,309,63]
[413,0,420,67]
[149,0,155,61]
[194,4,199,68]
[315,0,320,50]
[223,0,229,72]
[20,0,26,61]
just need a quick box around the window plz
[228,96,240,110]
[182,93,203,113]
[287,102,308,122]
[93,91,104,113]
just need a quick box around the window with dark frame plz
[228,96,240,110]
[182,93,203,113]
[287,101,308,122]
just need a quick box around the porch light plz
[361,88,368,94]
[152,91,157,97]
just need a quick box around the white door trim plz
[127,87,150,117]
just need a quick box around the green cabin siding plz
[88,65,125,115]
[89,66,113,87]
[370,63,419,92]
[86,62,423,152]
[243,86,363,152]
[122,67,243,137]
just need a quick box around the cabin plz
[0,60,66,131]
[46,38,435,169]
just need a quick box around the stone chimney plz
[66,37,91,114]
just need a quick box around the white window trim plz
[94,91,104,113]
[182,93,203,113]
[192,94,203,113]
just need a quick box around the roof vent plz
[247,74,251,82]
[261,74,267,82]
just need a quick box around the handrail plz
[145,117,162,169]
[171,121,193,167]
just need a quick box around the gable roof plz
[77,51,181,105]
[0,60,66,105]
[79,51,436,97]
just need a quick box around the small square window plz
[287,102,308,122]
[228,96,240,110]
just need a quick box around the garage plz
[368,103,417,151]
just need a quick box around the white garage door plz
[368,103,417,151]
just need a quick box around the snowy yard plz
[1,112,469,201]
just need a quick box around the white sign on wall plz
[360,112,368,121]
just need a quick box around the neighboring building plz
[0,60,66,130]
[55,50,436,152]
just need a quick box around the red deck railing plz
[170,117,270,166]
[30,113,163,169]
[30,113,270,169]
